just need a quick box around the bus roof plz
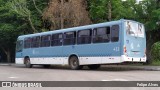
[17,19,141,40]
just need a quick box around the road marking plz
[101,80,110,81]
[101,78,128,81]
[112,78,128,81]
[8,77,18,79]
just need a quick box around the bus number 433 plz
[113,47,120,52]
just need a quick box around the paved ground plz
[0,64,160,90]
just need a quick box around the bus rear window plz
[125,21,144,37]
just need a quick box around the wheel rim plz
[73,60,77,66]
[71,59,78,67]
[69,56,82,70]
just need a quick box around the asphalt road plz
[0,65,160,90]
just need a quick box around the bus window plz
[31,36,40,48]
[63,31,76,45]
[16,40,23,52]
[51,33,63,46]
[111,25,119,42]
[24,38,31,48]
[41,35,51,47]
[77,30,91,44]
[93,27,110,43]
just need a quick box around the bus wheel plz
[25,58,32,68]
[69,56,83,70]
[88,64,100,70]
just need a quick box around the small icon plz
[2,82,11,87]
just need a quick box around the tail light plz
[124,45,127,53]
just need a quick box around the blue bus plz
[16,19,146,70]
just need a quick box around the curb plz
[136,67,160,71]
[0,64,160,71]
[0,63,13,66]
[0,64,10,66]
[102,65,160,71]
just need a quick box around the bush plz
[151,41,160,61]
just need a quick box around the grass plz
[151,60,160,66]
[128,60,160,66]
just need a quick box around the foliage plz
[0,0,22,62]
[151,60,160,66]
[9,0,49,33]
[88,0,160,31]
[151,42,160,61]
[88,0,108,22]
[135,0,160,31]
[88,0,137,23]
[0,0,49,62]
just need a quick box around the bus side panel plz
[62,24,122,65]
[22,47,65,65]
[75,42,121,65]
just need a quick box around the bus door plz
[16,40,23,59]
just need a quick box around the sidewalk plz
[102,65,160,71]
[0,63,160,71]
[129,65,160,71]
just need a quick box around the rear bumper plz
[122,55,146,62]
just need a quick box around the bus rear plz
[122,20,146,62]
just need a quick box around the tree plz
[0,0,22,63]
[10,0,37,33]
[0,0,49,63]
[88,0,137,23]
[88,0,108,23]
[0,25,20,63]
[10,0,49,33]
[42,0,92,30]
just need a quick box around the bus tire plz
[88,64,100,70]
[25,58,32,68]
[69,56,83,70]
